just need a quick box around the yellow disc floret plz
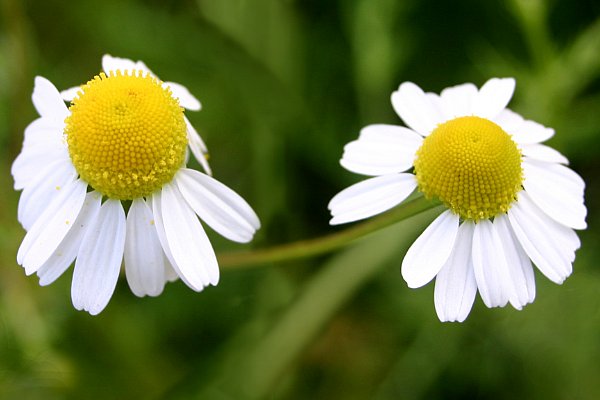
[414,116,523,221]
[65,71,187,200]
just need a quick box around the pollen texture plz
[65,71,187,200]
[414,116,523,220]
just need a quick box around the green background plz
[1,0,599,398]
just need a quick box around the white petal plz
[495,109,555,144]
[425,92,445,120]
[391,82,443,136]
[160,182,219,289]
[472,78,515,119]
[164,261,179,282]
[124,198,168,297]
[494,109,524,132]
[439,83,478,119]
[521,144,569,164]
[328,174,417,225]
[17,179,88,274]
[401,210,459,288]
[164,81,201,110]
[37,192,102,286]
[12,141,68,191]
[175,169,260,243]
[494,214,535,309]
[357,123,422,143]
[522,160,587,229]
[32,76,70,121]
[150,192,195,289]
[508,192,577,284]
[22,117,64,149]
[71,200,126,315]
[60,86,81,102]
[102,54,153,76]
[17,156,77,230]
[340,124,422,176]
[185,116,212,175]
[527,159,584,196]
[434,221,477,322]
[472,219,512,308]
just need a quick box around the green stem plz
[209,207,441,400]
[218,195,440,269]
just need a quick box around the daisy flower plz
[328,78,586,322]
[12,55,260,315]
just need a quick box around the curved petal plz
[37,191,102,286]
[494,108,524,135]
[472,77,515,119]
[391,82,443,136]
[60,86,81,102]
[160,182,219,289]
[401,210,459,288]
[522,160,586,229]
[164,81,201,110]
[426,92,444,119]
[340,124,422,176]
[175,169,260,243]
[504,119,555,145]
[521,144,569,164]
[185,116,212,175]
[102,54,153,76]
[124,198,168,297]
[164,260,179,282]
[357,123,422,143]
[22,117,65,150]
[17,179,88,275]
[328,174,417,225]
[12,146,67,191]
[494,214,536,309]
[151,192,195,290]
[472,219,511,308]
[32,76,70,121]
[434,221,477,322]
[71,199,126,315]
[508,192,577,284]
[439,83,478,119]
[17,156,77,230]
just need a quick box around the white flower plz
[328,78,587,322]
[12,55,260,315]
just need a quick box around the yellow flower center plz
[65,71,187,200]
[414,116,523,221]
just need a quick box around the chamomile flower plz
[12,55,260,315]
[328,78,586,322]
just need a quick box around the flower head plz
[328,78,586,322]
[12,55,260,315]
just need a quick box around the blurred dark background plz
[1,0,600,399]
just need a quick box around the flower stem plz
[206,206,440,399]
[218,195,441,269]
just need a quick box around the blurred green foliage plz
[1,0,600,399]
